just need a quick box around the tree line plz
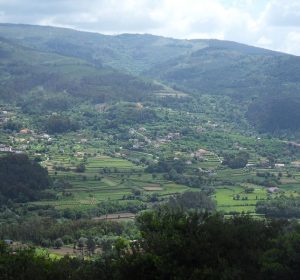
[1,209,300,279]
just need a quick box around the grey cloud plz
[0,0,161,32]
[265,0,300,27]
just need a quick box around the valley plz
[1,23,300,261]
[1,100,300,219]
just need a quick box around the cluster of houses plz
[129,127,181,150]
[0,144,23,154]
[0,110,11,125]
[0,127,53,155]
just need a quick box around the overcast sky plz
[0,0,300,55]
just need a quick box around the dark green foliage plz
[87,237,96,254]
[0,217,128,246]
[75,163,86,173]
[146,158,186,174]
[222,151,249,169]
[1,212,300,279]
[104,103,158,127]
[94,200,147,215]
[54,238,64,249]
[2,119,22,132]
[118,211,283,280]
[45,115,78,134]
[20,91,76,114]
[0,154,50,202]
[247,94,300,133]
[0,242,109,280]
[256,197,300,218]
[164,191,216,212]
[0,37,160,105]
[146,41,300,99]
[261,226,300,280]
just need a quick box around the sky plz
[0,0,300,55]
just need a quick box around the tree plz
[0,154,50,202]
[45,115,78,134]
[75,163,86,173]
[3,120,22,132]
[120,210,282,280]
[54,238,64,249]
[222,151,249,169]
[165,191,216,212]
[87,237,96,255]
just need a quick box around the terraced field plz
[35,152,189,210]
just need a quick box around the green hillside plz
[1,23,300,133]
[146,40,300,98]
[0,23,206,74]
[0,36,160,103]
[1,23,300,100]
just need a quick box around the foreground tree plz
[116,210,283,280]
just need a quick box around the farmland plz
[1,103,299,218]
[0,27,300,255]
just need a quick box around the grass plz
[26,134,300,214]
[214,184,268,214]
[32,151,191,210]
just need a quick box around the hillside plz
[1,23,300,133]
[1,23,300,100]
[146,40,300,98]
[0,23,206,74]
[0,36,160,104]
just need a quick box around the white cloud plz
[264,0,300,27]
[282,31,300,55]
[256,36,273,48]
[0,0,300,55]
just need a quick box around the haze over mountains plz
[1,23,300,132]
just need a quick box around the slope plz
[146,39,300,98]
[1,24,300,101]
[0,23,206,74]
[0,37,160,103]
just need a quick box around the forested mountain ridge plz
[0,23,206,73]
[1,23,300,99]
[146,42,300,97]
[1,23,300,132]
[0,35,160,103]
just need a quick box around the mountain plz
[0,34,160,104]
[1,23,300,133]
[0,23,205,74]
[146,40,300,98]
[1,23,300,100]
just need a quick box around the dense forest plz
[1,209,300,280]
[0,154,50,203]
[247,94,300,133]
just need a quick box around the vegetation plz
[256,196,300,218]
[247,94,300,133]
[222,151,249,169]
[1,210,300,279]
[0,23,300,279]
[45,115,78,134]
[0,154,50,203]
